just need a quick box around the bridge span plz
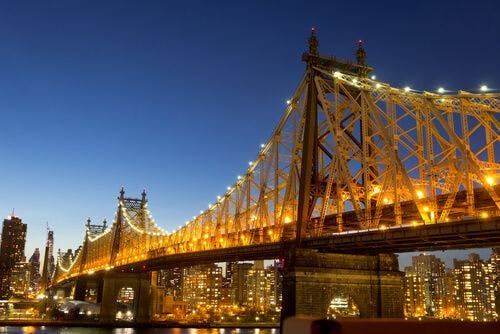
[49,31,499,323]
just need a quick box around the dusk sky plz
[0,1,498,268]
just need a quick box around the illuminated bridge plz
[50,32,500,322]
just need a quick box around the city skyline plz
[1,1,499,263]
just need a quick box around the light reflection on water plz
[0,327,279,334]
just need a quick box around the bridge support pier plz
[100,272,151,323]
[281,249,403,321]
[73,277,87,301]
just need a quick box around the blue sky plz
[0,1,498,268]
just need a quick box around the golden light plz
[480,212,489,219]
[423,206,430,212]
[379,225,387,230]
[485,175,495,186]
[416,190,424,199]
[284,216,292,224]
[383,197,390,204]
[371,185,381,195]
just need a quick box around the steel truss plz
[53,35,499,284]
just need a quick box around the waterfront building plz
[154,291,188,320]
[453,253,497,321]
[0,215,27,298]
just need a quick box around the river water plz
[0,327,278,334]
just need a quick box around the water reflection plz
[0,327,278,334]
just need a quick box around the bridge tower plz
[281,30,404,321]
[99,189,152,323]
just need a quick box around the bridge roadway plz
[127,216,499,272]
[53,214,500,287]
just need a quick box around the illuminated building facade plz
[28,248,41,294]
[8,262,31,299]
[158,267,182,300]
[182,264,222,310]
[0,215,27,298]
[491,248,500,315]
[229,262,253,305]
[403,268,426,317]
[410,254,447,316]
[41,229,54,289]
[246,261,277,312]
[453,253,497,321]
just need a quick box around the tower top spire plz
[308,27,319,56]
[141,189,147,204]
[119,187,125,200]
[356,39,366,66]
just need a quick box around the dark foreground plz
[1,319,499,334]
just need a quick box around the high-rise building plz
[158,267,183,300]
[246,261,277,312]
[0,215,27,298]
[490,248,500,316]
[230,262,253,305]
[453,254,497,321]
[28,248,41,294]
[403,267,426,317]
[8,262,31,299]
[441,269,458,319]
[182,264,223,310]
[409,254,447,316]
[40,229,54,290]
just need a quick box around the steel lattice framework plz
[53,33,500,284]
